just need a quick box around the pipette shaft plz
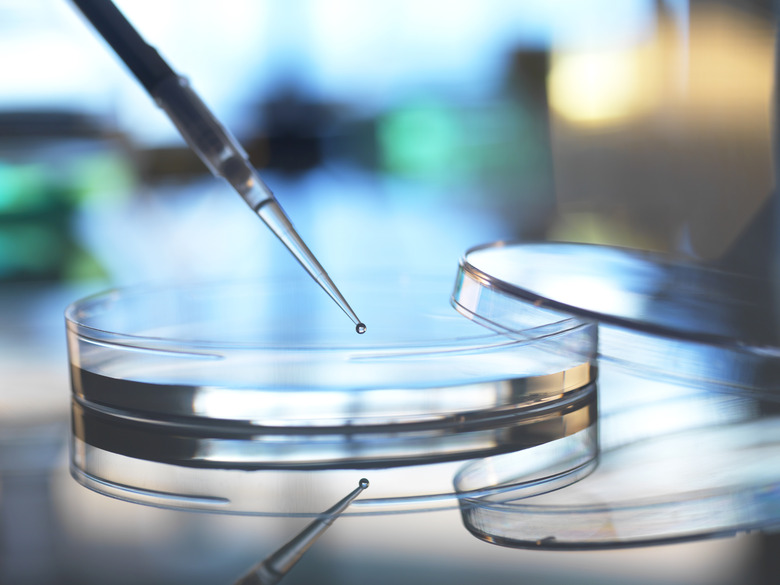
[70,0,363,330]
[233,479,369,585]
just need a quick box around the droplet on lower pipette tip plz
[356,322,367,334]
[359,478,369,489]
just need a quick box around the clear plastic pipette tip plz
[223,160,361,329]
[152,78,364,332]
[233,479,369,585]
[254,197,365,332]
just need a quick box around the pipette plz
[232,478,369,585]
[70,0,365,334]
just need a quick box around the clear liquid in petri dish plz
[71,365,596,469]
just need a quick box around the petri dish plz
[453,241,780,398]
[451,241,780,547]
[65,274,597,515]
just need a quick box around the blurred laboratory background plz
[1,0,778,583]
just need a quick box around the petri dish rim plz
[457,240,779,353]
[65,278,589,352]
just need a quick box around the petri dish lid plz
[66,275,597,515]
[453,241,780,397]
[453,241,780,547]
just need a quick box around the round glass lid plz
[453,241,780,396]
[65,275,597,515]
[452,241,780,548]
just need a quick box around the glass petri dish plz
[453,241,780,398]
[451,241,780,547]
[65,275,596,515]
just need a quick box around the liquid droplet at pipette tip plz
[356,323,367,335]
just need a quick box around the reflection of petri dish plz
[66,276,596,515]
[455,398,780,549]
[454,241,780,397]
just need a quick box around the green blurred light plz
[0,162,51,214]
[377,97,553,198]
[378,99,462,181]
[69,153,135,203]
[0,224,64,278]
[0,148,129,282]
[63,247,108,281]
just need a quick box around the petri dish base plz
[455,411,780,549]
[66,275,597,515]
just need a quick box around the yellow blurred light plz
[548,47,656,126]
